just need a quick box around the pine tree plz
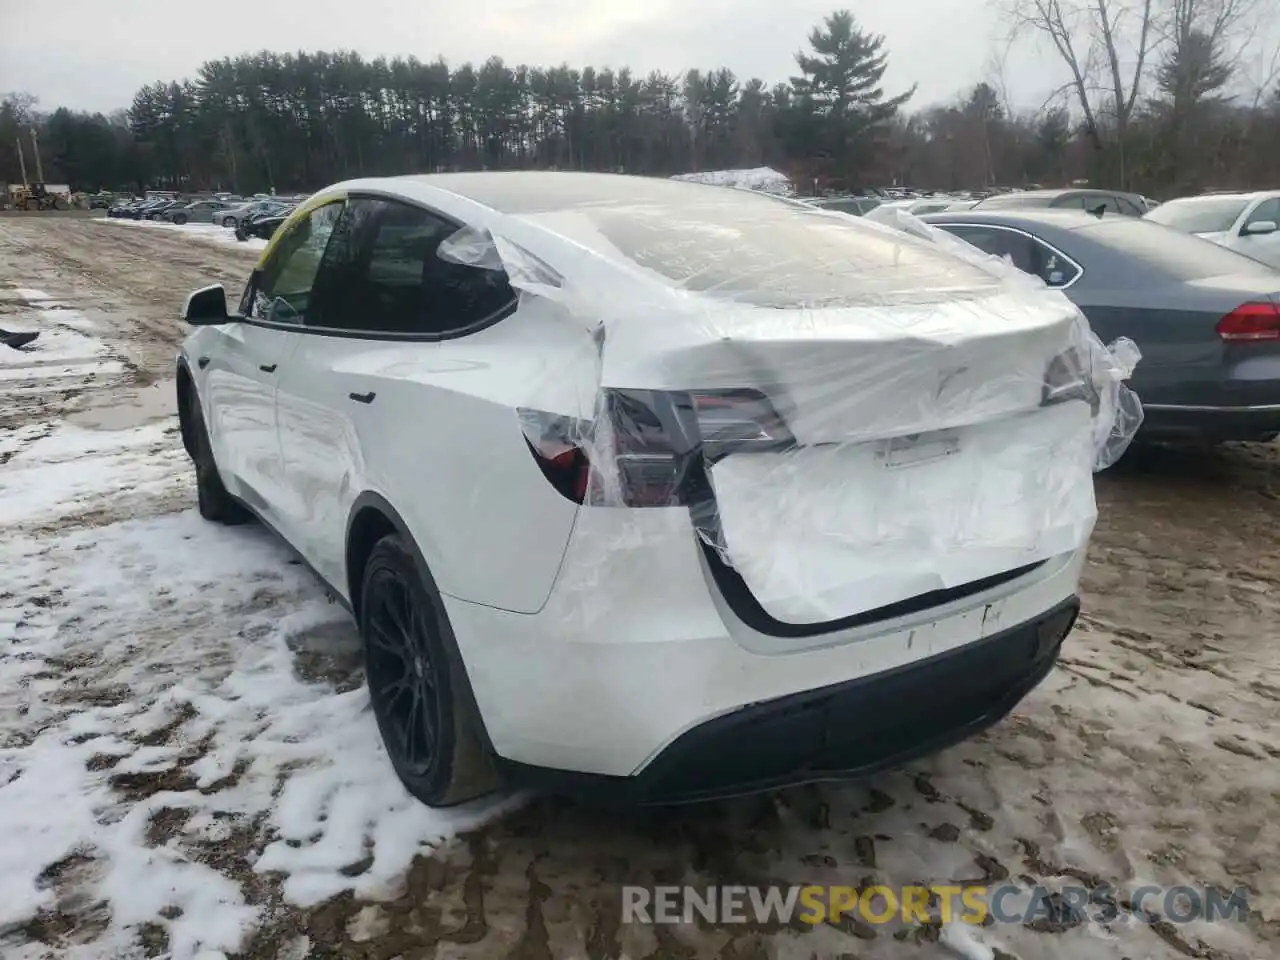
[787,10,915,185]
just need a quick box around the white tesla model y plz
[176,172,1139,806]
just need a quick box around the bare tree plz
[1006,0,1156,185]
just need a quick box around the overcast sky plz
[1,0,1067,115]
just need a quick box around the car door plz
[1230,198,1280,269]
[204,199,344,522]
[273,195,588,610]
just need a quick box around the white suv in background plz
[176,172,1136,807]
[1144,191,1280,268]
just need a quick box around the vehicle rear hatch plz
[567,202,1101,627]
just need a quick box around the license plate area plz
[877,429,961,470]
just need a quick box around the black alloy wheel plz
[365,564,444,781]
[360,534,497,806]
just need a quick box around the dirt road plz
[1,218,1277,960]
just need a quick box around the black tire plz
[186,388,250,525]
[224,216,238,230]
[173,213,188,225]
[360,534,497,807]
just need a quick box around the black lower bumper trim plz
[1139,405,1280,443]
[497,597,1080,806]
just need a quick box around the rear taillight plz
[518,388,795,507]
[1217,302,1280,342]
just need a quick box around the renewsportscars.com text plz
[622,884,1250,926]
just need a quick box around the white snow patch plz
[0,418,520,955]
[0,289,121,384]
[0,420,184,525]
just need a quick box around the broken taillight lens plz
[518,388,795,507]
[1217,302,1280,342]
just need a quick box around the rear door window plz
[1114,195,1144,216]
[939,224,1080,288]
[311,198,517,337]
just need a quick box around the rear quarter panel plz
[337,297,599,613]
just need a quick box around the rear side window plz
[1114,195,1144,216]
[313,198,516,337]
[1245,198,1280,229]
[1080,218,1277,279]
[940,224,1081,288]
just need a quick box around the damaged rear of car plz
[429,176,1142,802]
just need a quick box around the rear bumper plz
[499,598,1079,805]
[443,504,1089,781]
[1140,402,1280,442]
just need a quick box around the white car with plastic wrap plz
[176,172,1142,807]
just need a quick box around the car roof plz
[373,171,794,216]
[921,208,1116,232]
[313,171,1022,309]
[982,189,1078,200]
[1160,190,1280,204]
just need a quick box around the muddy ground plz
[1,217,1277,960]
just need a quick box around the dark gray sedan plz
[920,209,1280,443]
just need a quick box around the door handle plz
[259,363,277,373]
[348,391,376,404]
[197,356,210,369]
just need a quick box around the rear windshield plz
[544,200,1003,308]
[1078,218,1277,280]
[1144,197,1249,234]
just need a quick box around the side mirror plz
[1242,220,1277,237]
[182,284,232,325]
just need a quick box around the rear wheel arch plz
[344,492,500,761]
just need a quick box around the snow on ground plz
[0,291,518,958]
[0,288,130,435]
[95,217,269,253]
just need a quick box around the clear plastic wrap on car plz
[436,187,1144,627]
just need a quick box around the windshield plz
[1144,197,1249,234]
[1079,218,1277,280]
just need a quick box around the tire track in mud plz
[0,219,259,379]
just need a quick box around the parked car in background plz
[215,199,284,229]
[811,196,882,216]
[972,188,1150,217]
[234,204,296,241]
[146,199,187,221]
[878,196,959,216]
[126,199,168,220]
[177,171,1122,807]
[921,209,1280,443]
[164,199,232,225]
[1143,191,1280,269]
